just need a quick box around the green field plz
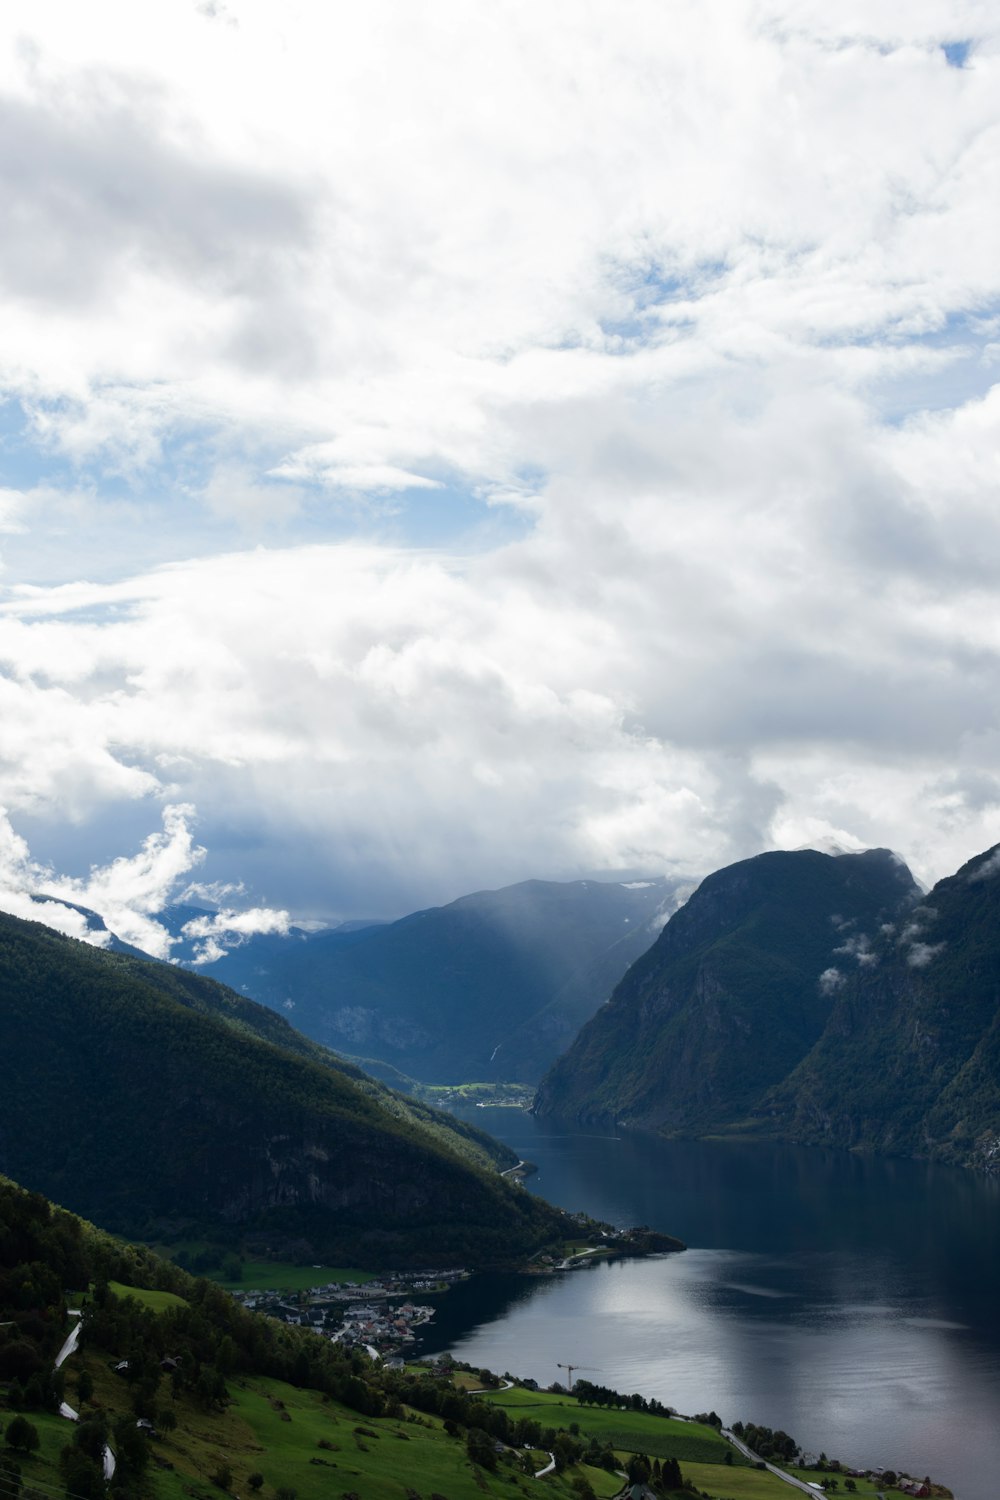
[788,1467,885,1496]
[213,1260,377,1291]
[153,1374,626,1500]
[481,1385,739,1465]
[33,1343,623,1500]
[683,1460,809,1498]
[107,1280,188,1311]
[686,1463,889,1499]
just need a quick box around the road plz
[54,1307,117,1480]
[723,1428,823,1496]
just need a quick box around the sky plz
[1,0,1000,958]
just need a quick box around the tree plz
[77,1371,94,1405]
[4,1417,39,1455]
[465,1428,497,1472]
[626,1454,650,1486]
[247,1474,264,1492]
[661,1457,682,1490]
[60,1449,105,1500]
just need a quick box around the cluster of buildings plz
[228,1266,468,1358]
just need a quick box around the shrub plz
[3,1417,39,1455]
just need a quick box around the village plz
[227,1267,469,1359]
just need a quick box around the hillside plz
[0,1173,652,1500]
[534,848,920,1134]
[0,911,572,1268]
[759,843,1000,1169]
[195,877,682,1084]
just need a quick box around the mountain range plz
[175,876,683,1083]
[535,844,1000,1171]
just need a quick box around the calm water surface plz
[420,1109,1000,1500]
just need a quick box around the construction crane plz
[556,1363,601,1390]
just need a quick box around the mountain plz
[534,848,920,1135]
[759,843,1000,1169]
[191,877,684,1083]
[0,909,574,1268]
[158,902,386,987]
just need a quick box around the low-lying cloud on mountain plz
[0,802,288,957]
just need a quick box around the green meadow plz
[479,1384,741,1465]
[212,1260,377,1291]
[107,1280,188,1311]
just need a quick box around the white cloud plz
[0,1,996,488]
[0,801,287,958]
[0,3,999,914]
[833,933,879,966]
[181,905,290,965]
[906,940,946,967]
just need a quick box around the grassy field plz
[480,1385,739,1465]
[146,1239,377,1292]
[213,1260,377,1291]
[683,1460,812,1498]
[107,1280,188,1311]
[788,1466,886,1496]
[156,1374,630,1500]
[29,1338,626,1500]
[683,1459,889,1498]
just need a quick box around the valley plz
[4,840,1000,1498]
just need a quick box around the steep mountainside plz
[0,911,572,1267]
[198,877,683,1083]
[760,843,1000,1169]
[534,848,919,1134]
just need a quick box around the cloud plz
[968,846,1000,881]
[0,809,106,942]
[181,905,290,965]
[0,801,287,958]
[819,967,846,995]
[0,3,999,915]
[906,941,946,967]
[0,0,996,488]
[833,933,879,966]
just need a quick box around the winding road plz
[54,1307,116,1480]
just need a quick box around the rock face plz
[196,876,685,1083]
[760,843,1000,1168]
[0,911,569,1267]
[533,848,920,1135]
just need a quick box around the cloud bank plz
[0,1,998,925]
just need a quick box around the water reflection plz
[419,1110,1000,1500]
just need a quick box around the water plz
[420,1109,1000,1500]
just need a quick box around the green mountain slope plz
[759,843,1000,1168]
[0,1174,642,1500]
[189,877,680,1084]
[0,912,570,1267]
[533,848,919,1134]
